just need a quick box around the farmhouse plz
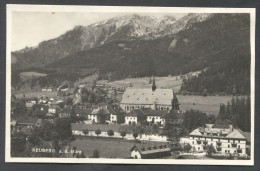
[103,104,125,124]
[88,108,106,123]
[16,117,42,133]
[124,108,146,125]
[74,108,92,118]
[188,124,250,156]
[26,100,37,108]
[145,109,168,125]
[48,104,61,114]
[42,87,54,92]
[58,108,72,118]
[120,79,177,113]
[130,143,171,159]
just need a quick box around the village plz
[10,75,251,160]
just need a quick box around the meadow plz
[20,71,47,80]
[71,137,164,158]
[177,95,235,115]
[14,91,59,99]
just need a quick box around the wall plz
[72,130,168,142]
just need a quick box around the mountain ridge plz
[11,13,212,71]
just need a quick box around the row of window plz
[192,137,241,143]
[124,105,170,111]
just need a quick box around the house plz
[188,124,249,156]
[88,108,106,123]
[16,117,42,133]
[58,108,72,118]
[124,108,168,125]
[48,104,61,114]
[145,109,168,125]
[163,110,184,125]
[124,108,147,125]
[120,79,176,113]
[103,104,125,124]
[74,108,92,118]
[26,100,37,108]
[130,143,171,159]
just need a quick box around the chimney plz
[229,125,233,131]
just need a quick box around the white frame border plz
[5,4,256,165]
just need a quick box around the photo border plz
[5,4,256,165]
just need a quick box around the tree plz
[28,135,40,146]
[83,129,89,136]
[107,129,114,138]
[95,129,101,136]
[92,149,100,158]
[205,144,216,156]
[55,119,72,140]
[52,139,60,156]
[133,132,138,140]
[120,131,126,139]
[183,144,192,152]
[151,124,159,134]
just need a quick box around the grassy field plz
[97,76,183,92]
[14,91,59,99]
[177,95,235,115]
[20,72,47,80]
[71,137,164,158]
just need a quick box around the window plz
[228,145,230,148]
[228,140,230,143]
[198,147,200,150]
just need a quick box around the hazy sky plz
[12,12,187,51]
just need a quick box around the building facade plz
[189,124,249,155]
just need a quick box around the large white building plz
[120,88,175,113]
[188,124,250,156]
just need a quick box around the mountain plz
[45,13,251,95]
[11,13,251,95]
[11,13,212,71]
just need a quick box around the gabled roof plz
[145,109,168,116]
[189,128,203,136]
[130,143,171,155]
[125,109,146,117]
[74,108,92,115]
[50,104,61,109]
[226,129,247,139]
[17,117,39,125]
[91,108,105,115]
[121,88,173,105]
[59,108,72,114]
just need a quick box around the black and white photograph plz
[5,5,255,165]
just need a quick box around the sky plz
[11,12,187,51]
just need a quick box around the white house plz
[188,124,250,156]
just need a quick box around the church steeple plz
[172,91,179,110]
[152,76,156,92]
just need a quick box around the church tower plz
[152,76,157,92]
[172,91,179,110]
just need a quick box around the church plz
[120,77,179,113]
